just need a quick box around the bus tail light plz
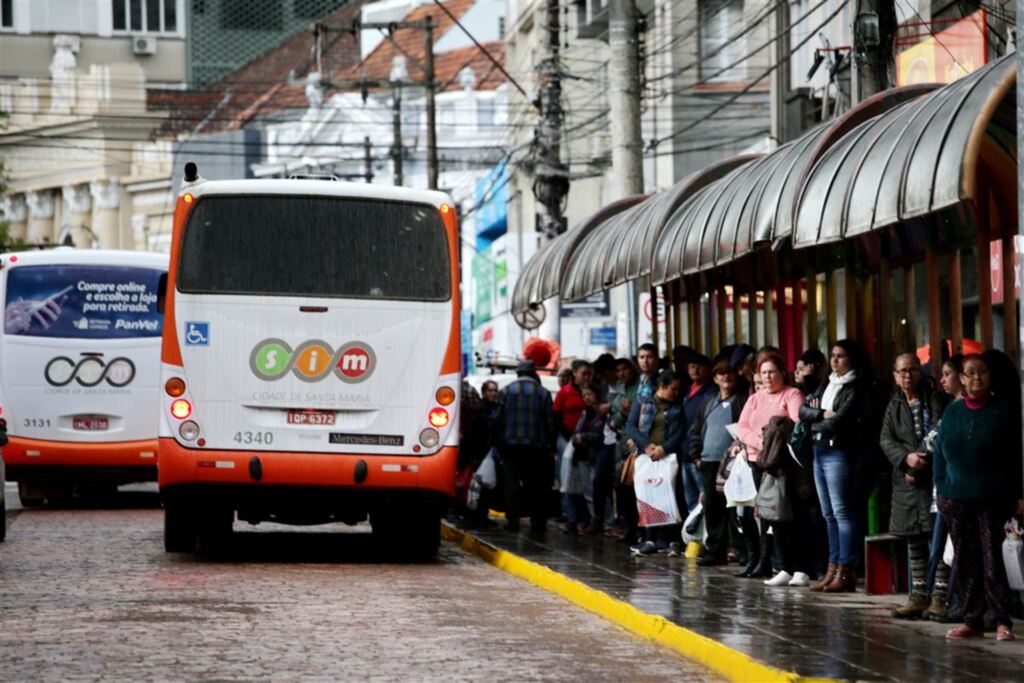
[428,407,449,428]
[179,420,200,441]
[419,428,439,448]
[165,377,186,397]
[170,399,192,419]
[435,386,455,406]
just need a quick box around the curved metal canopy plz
[650,85,936,286]
[560,155,756,301]
[794,53,1016,247]
[510,195,645,316]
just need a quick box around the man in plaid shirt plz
[496,359,555,532]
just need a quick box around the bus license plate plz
[287,410,335,426]
[73,416,108,431]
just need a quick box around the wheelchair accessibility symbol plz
[185,321,209,346]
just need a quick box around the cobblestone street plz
[0,488,712,681]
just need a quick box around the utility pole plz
[771,0,791,143]
[852,0,897,103]
[391,84,404,186]
[424,17,439,190]
[608,0,644,354]
[535,0,568,343]
[363,136,374,183]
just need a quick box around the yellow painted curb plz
[443,524,842,683]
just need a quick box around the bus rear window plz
[177,195,451,301]
[4,265,164,339]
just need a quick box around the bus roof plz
[181,179,454,209]
[0,248,168,269]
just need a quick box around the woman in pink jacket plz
[733,353,803,579]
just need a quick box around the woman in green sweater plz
[934,354,1023,641]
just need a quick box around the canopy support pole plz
[826,269,838,347]
[733,284,743,346]
[717,284,728,352]
[651,286,662,357]
[687,281,699,350]
[844,253,858,341]
[674,281,684,353]
[950,250,963,355]
[976,188,994,350]
[926,243,942,379]
[1003,234,1018,364]
[806,267,818,350]
[904,265,917,351]
[879,256,893,367]
[748,270,758,347]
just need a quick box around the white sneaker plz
[788,571,811,587]
[764,571,793,586]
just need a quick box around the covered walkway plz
[452,522,1024,681]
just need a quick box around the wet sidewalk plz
[454,522,1023,682]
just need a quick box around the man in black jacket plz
[688,356,748,565]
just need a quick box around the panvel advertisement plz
[4,265,163,339]
[896,10,988,86]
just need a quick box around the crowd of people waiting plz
[457,340,1024,642]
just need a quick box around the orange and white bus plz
[158,165,460,556]
[0,248,167,505]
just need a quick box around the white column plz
[62,184,93,248]
[25,190,55,245]
[2,194,28,242]
[90,178,121,248]
[131,214,149,252]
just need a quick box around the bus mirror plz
[157,273,168,314]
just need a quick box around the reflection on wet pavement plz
[461,524,1024,682]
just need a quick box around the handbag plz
[619,450,637,486]
[788,419,813,469]
[755,471,792,522]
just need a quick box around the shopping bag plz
[681,502,706,544]
[467,476,482,511]
[1003,519,1024,591]
[754,472,792,522]
[619,451,637,486]
[943,535,954,567]
[633,453,681,527]
[475,448,498,490]
[559,440,584,494]
[724,453,757,507]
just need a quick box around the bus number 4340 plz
[233,431,274,445]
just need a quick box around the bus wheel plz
[17,482,45,508]
[196,507,234,555]
[164,504,198,553]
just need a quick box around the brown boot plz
[891,592,930,619]
[809,563,838,592]
[923,593,948,621]
[822,564,856,593]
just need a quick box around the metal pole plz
[771,0,791,143]
[424,17,438,190]
[852,0,897,103]
[363,135,373,183]
[391,86,403,186]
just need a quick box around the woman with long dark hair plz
[798,339,871,592]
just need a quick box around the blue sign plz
[184,321,210,346]
[590,326,617,347]
[4,264,164,339]
[474,159,509,249]
[460,309,473,376]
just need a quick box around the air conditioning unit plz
[133,36,157,55]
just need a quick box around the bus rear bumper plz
[3,436,159,483]
[157,439,457,497]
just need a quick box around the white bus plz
[158,170,460,556]
[0,248,168,505]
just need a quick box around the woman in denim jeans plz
[798,339,871,593]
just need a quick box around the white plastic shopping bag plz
[466,476,482,511]
[475,448,498,490]
[559,440,584,494]
[724,453,757,507]
[1003,518,1024,591]
[633,453,681,527]
[681,501,707,545]
[943,535,954,567]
